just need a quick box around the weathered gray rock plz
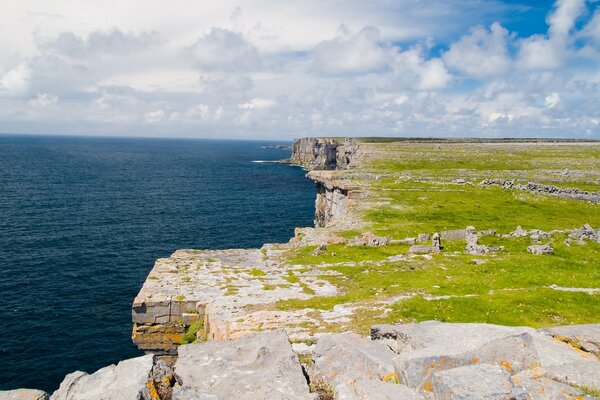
[290,138,340,170]
[373,322,530,388]
[313,244,327,256]
[527,244,554,255]
[0,390,48,400]
[345,379,424,400]
[50,355,154,400]
[148,358,174,400]
[371,321,600,395]
[511,369,593,400]
[431,364,521,400]
[540,323,600,355]
[465,226,503,255]
[312,332,396,383]
[441,229,466,240]
[543,362,600,389]
[417,233,431,243]
[512,226,529,237]
[311,332,421,400]
[389,238,416,245]
[409,245,434,254]
[172,330,314,400]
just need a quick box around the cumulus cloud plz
[516,0,586,70]
[41,30,159,58]
[0,63,32,98]
[145,110,164,122]
[418,58,452,90]
[187,28,261,72]
[443,23,511,78]
[545,92,561,108]
[312,27,390,75]
[582,9,600,45]
[238,98,278,110]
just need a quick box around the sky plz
[1,0,600,139]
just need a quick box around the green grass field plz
[278,142,600,333]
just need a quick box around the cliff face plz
[314,183,348,227]
[290,137,359,170]
[290,137,360,227]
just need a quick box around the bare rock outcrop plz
[50,355,155,400]
[172,330,314,400]
[0,390,48,400]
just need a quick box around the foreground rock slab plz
[0,390,48,400]
[50,355,154,400]
[172,330,315,400]
[311,332,423,399]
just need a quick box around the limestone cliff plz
[289,137,359,170]
[290,137,361,227]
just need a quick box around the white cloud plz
[545,92,561,108]
[238,98,278,110]
[547,0,586,39]
[516,0,586,71]
[0,63,32,98]
[582,9,600,45]
[145,110,164,122]
[41,30,159,59]
[312,27,390,74]
[418,58,451,90]
[443,23,511,78]
[187,28,261,72]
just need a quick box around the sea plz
[0,135,315,392]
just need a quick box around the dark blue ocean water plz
[0,135,315,392]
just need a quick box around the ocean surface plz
[0,135,315,392]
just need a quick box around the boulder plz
[0,390,48,400]
[172,330,314,400]
[50,355,155,400]
[371,321,600,394]
[311,332,421,400]
[312,244,327,256]
[512,226,529,237]
[527,244,554,255]
[511,369,593,400]
[431,364,524,400]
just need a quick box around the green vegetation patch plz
[182,319,207,344]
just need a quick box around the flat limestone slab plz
[172,330,315,400]
[50,355,154,400]
[132,248,338,351]
[0,390,48,400]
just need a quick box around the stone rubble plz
[527,244,555,255]
[481,179,600,204]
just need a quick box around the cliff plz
[290,137,360,170]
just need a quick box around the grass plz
[365,181,600,238]
[249,268,267,277]
[182,319,206,344]
[277,141,600,332]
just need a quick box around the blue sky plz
[1,0,600,139]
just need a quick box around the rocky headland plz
[4,137,600,400]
